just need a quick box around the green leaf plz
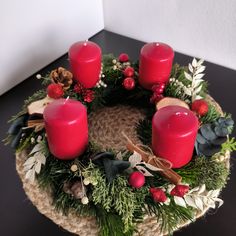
[200,124,217,140]
[103,159,130,183]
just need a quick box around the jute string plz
[15,96,230,236]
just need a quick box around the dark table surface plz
[0,30,235,236]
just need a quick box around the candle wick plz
[64,96,70,104]
[84,39,88,46]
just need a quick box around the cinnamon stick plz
[126,139,182,185]
[27,119,44,127]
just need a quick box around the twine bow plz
[122,132,182,185]
[136,143,173,172]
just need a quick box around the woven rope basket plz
[16,96,230,236]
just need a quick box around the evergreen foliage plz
[4,54,234,236]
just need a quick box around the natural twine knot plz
[136,143,173,172]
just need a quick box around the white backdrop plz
[1,0,236,95]
[103,0,236,70]
[0,0,104,95]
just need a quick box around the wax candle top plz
[44,98,87,124]
[153,106,198,135]
[141,42,174,61]
[69,41,101,62]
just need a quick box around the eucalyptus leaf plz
[211,137,227,145]
[200,124,217,141]
[218,117,226,124]
[225,118,234,126]
[214,126,229,137]
[195,143,200,156]
[196,133,207,144]
[198,143,221,157]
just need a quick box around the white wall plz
[103,0,236,70]
[0,0,104,95]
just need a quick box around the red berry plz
[151,83,165,93]
[170,185,189,197]
[83,90,95,103]
[123,66,134,77]
[160,84,165,89]
[129,171,145,188]
[150,93,163,104]
[150,188,167,202]
[47,84,64,99]
[118,53,129,62]
[156,87,164,94]
[191,99,209,116]
[123,77,135,90]
[74,83,85,94]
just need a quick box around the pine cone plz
[63,181,86,199]
[50,67,73,90]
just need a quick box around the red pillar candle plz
[43,98,88,160]
[139,42,174,90]
[69,41,102,88]
[152,106,198,168]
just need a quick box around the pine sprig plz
[200,103,221,124]
[95,206,135,236]
[5,54,235,236]
[88,162,147,233]
[23,89,47,107]
[136,118,152,145]
[221,137,236,154]
[145,197,194,234]
[176,156,229,190]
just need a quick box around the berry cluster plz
[150,184,189,203]
[150,83,166,104]
[117,53,136,90]
[74,83,95,103]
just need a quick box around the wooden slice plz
[156,97,189,110]
[27,96,55,115]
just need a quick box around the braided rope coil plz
[16,96,230,236]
